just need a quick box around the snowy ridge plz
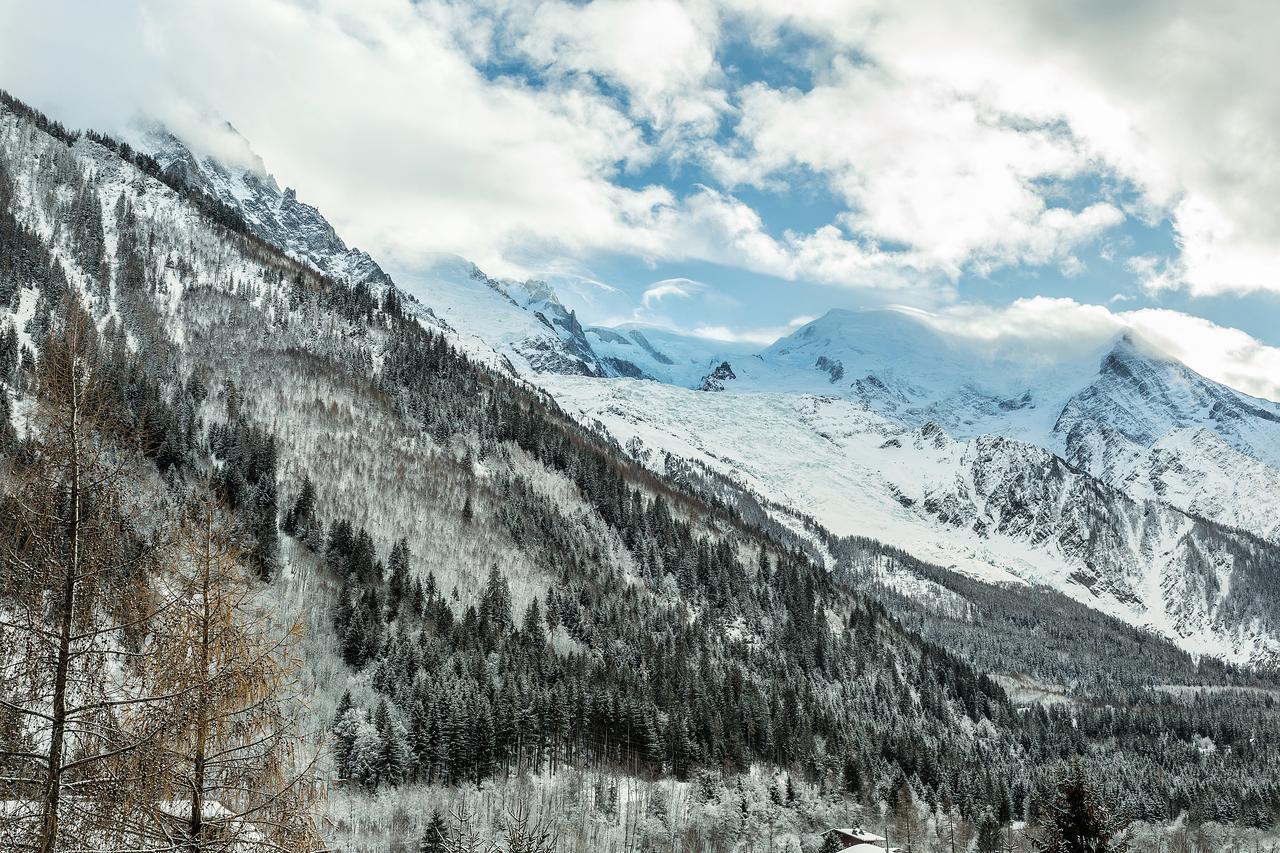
[583,323,756,387]
[394,254,609,377]
[135,123,392,290]
[1106,428,1280,543]
[1056,334,1280,472]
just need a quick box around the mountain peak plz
[1104,330,1173,365]
[511,278,562,308]
[131,115,275,186]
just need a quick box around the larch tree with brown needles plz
[0,301,171,852]
[127,493,323,853]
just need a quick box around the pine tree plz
[387,538,411,616]
[333,703,370,781]
[545,588,561,632]
[0,387,15,454]
[374,700,411,787]
[346,715,383,788]
[1033,764,1123,853]
[283,474,320,550]
[333,691,357,776]
[479,564,512,634]
[977,809,1004,852]
[843,754,864,798]
[521,597,543,645]
[112,193,147,294]
[473,699,497,787]
[498,802,558,853]
[818,834,844,853]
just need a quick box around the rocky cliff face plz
[1055,334,1280,473]
[140,124,394,291]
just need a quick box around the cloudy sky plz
[4,0,1280,398]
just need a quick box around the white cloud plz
[642,278,705,307]
[517,0,727,143]
[711,63,1123,278]
[902,297,1280,402]
[721,0,1280,296]
[644,188,944,295]
[0,0,1002,291]
[0,0,670,278]
[622,310,815,347]
[1124,255,1180,295]
[1120,309,1280,403]
[4,0,1279,393]
[690,313,814,345]
[1059,256,1085,278]
[904,297,1122,366]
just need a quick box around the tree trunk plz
[188,511,215,852]
[38,360,81,853]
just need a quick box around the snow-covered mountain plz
[545,315,1280,664]
[140,125,686,382]
[650,309,1280,543]
[136,122,394,291]
[133,121,1280,667]
[542,374,1280,664]
[1054,333,1280,490]
[395,254,610,377]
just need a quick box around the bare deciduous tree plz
[436,800,558,853]
[126,494,323,852]
[0,301,167,851]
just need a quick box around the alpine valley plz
[3,90,1280,853]
[138,119,1280,670]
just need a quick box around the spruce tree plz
[387,538,411,615]
[419,810,448,853]
[333,691,357,777]
[977,810,1004,853]
[1034,764,1123,853]
[522,597,544,644]
[374,700,411,787]
[818,834,844,853]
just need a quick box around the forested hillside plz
[1,91,1279,852]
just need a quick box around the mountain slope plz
[137,122,394,291]
[542,374,1280,665]
[1055,333,1280,470]
[139,126,662,381]
[0,92,1063,834]
[129,118,1280,668]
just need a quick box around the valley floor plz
[324,772,1280,853]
